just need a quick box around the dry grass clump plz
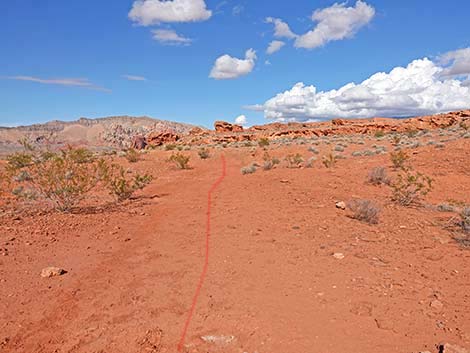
[168,152,191,169]
[391,170,433,206]
[347,199,380,224]
[322,153,337,168]
[367,166,391,186]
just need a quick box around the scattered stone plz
[200,335,236,346]
[335,201,346,210]
[440,343,469,353]
[333,253,345,260]
[430,299,444,311]
[40,267,66,278]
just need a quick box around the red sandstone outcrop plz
[147,131,180,147]
[214,121,244,133]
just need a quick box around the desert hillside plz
[0,111,469,353]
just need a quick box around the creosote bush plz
[347,199,380,224]
[391,170,433,206]
[198,148,210,159]
[285,153,304,168]
[262,153,280,171]
[460,207,470,234]
[390,150,409,170]
[258,138,270,148]
[124,148,140,163]
[168,152,190,169]
[5,146,152,212]
[367,166,391,185]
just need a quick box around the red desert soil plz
[1,136,470,353]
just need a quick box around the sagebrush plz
[347,199,380,224]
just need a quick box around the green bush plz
[391,170,433,206]
[258,138,270,148]
[285,153,304,168]
[168,152,191,169]
[322,153,337,168]
[390,150,409,170]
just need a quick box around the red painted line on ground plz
[177,155,227,352]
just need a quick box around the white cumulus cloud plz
[209,49,257,80]
[267,40,285,55]
[438,47,470,78]
[254,54,470,122]
[235,114,247,125]
[295,0,375,49]
[152,29,192,45]
[129,0,212,25]
[266,17,297,39]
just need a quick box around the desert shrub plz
[367,167,391,185]
[6,148,101,211]
[168,152,190,169]
[285,153,304,168]
[308,146,319,154]
[437,203,455,212]
[98,161,152,202]
[374,130,385,138]
[198,148,210,159]
[322,153,337,168]
[258,138,270,148]
[67,148,95,164]
[165,144,177,151]
[124,148,140,163]
[392,135,402,146]
[334,145,344,152]
[305,157,316,168]
[241,164,257,175]
[460,207,470,233]
[347,199,380,224]
[391,170,433,206]
[390,150,409,170]
[262,153,280,171]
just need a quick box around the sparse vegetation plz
[367,166,390,185]
[347,199,380,224]
[241,164,257,175]
[374,130,385,138]
[198,148,210,159]
[98,161,152,202]
[460,207,470,234]
[124,148,140,163]
[391,170,433,206]
[168,152,191,169]
[262,153,280,171]
[258,138,270,148]
[285,153,304,168]
[390,150,409,170]
[322,153,337,168]
[3,146,152,212]
[165,144,177,151]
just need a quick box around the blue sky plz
[1,0,469,127]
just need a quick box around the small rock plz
[200,335,236,346]
[40,267,66,278]
[333,253,345,260]
[430,299,444,311]
[441,343,469,353]
[335,201,346,210]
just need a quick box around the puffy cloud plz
[122,74,147,81]
[438,47,470,77]
[209,49,257,80]
[129,0,212,26]
[235,114,247,125]
[266,40,285,55]
[6,76,110,92]
[266,17,297,39]
[152,29,192,45]
[295,1,375,49]
[254,56,470,121]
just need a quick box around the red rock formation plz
[214,121,244,133]
[147,131,180,147]
[131,136,147,150]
